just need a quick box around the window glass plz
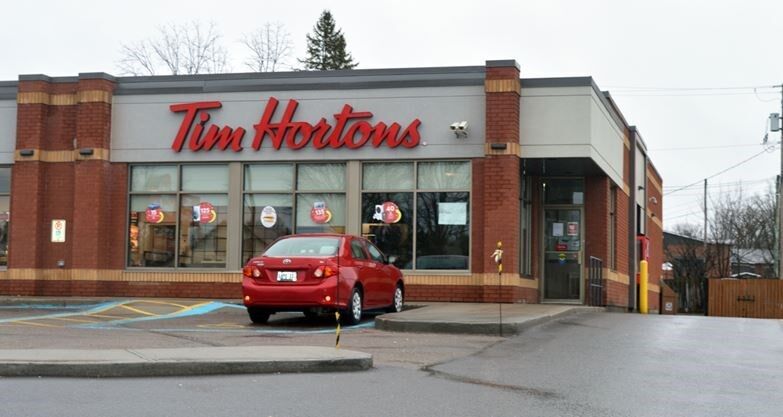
[0,168,11,194]
[0,196,9,266]
[416,192,470,270]
[181,165,229,192]
[131,166,177,192]
[351,240,367,260]
[417,161,471,190]
[366,242,385,263]
[178,194,228,268]
[361,192,413,269]
[297,163,345,191]
[296,193,346,233]
[244,164,294,192]
[128,195,177,267]
[362,162,414,190]
[543,179,584,205]
[242,194,293,264]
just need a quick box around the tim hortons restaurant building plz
[0,60,664,311]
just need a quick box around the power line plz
[650,143,765,152]
[663,146,778,196]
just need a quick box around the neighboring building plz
[731,248,774,278]
[663,232,732,279]
[0,60,662,309]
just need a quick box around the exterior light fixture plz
[78,148,94,156]
[19,149,34,157]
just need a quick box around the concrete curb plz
[0,346,372,378]
[375,306,604,336]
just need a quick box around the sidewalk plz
[377,302,603,335]
[0,346,372,378]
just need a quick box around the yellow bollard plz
[639,260,648,314]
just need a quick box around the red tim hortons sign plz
[169,97,422,152]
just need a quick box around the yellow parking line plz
[88,313,128,319]
[119,304,157,316]
[129,300,189,309]
[50,317,99,324]
[13,320,59,328]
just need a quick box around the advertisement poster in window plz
[437,202,467,225]
[310,201,332,224]
[567,222,579,236]
[145,203,165,223]
[260,206,277,228]
[373,201,402,224]
[192,202,217,224]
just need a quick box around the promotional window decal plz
[552,223,564,237]
[310,201,332,224]
[192,202,217,224]
[567,222,579,236]
[437,202,467,225]
[373,201,402,224]
[145,203,165,223]
[260,206,277,228]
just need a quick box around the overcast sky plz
[2,0,781,231]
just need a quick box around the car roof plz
[280,233,355,239]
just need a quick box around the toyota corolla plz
[242,234,405,325]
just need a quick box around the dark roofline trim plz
[0,81,17,100]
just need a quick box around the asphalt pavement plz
[0,297,594,377]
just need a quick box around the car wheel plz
[386,284,404,313]
[342,288,363,325]
[247,307,270,324]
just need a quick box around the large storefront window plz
[241,163,346,263]
[0,167,11,267]
[361,161,470,271]
[128,164,229,268]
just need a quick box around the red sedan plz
[242,234,405,325]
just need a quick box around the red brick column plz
[476,60,523,302]
[9,77,78,270]
[72,75,117,270]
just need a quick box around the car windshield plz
[263,237,340,257]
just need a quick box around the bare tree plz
[709,182,776,277]
[118,21,229,76]
[242,22,293,72]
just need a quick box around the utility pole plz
[704,178,708,260]
[779,83,783,279]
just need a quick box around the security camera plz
[457,121,468,131]
[449,122,459,131]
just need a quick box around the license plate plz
[277,271,297,282]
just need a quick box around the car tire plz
[342,288,363,325]
[386,283,404,313]
[247,307,270,324]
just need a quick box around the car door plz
[364,239,394,307]
[349,238,376,305]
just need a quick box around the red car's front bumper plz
[242,275,352,311]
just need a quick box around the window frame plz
[0,166,11,270]
[360,160,471,273]
[241,162,347,261]
[126,163,230,271]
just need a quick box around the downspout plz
[628,127,638,311]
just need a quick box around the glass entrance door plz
[544,208,582,300]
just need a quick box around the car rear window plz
[264,237,340,257]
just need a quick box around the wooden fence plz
[708,279,783,319]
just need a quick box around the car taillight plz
[243,265,262,278]
[314,265,336,278]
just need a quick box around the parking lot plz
[0,299,501,368]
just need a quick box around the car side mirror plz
[387,255,398,265]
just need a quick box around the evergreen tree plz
[300,10,358,70]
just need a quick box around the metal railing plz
[588,257,605,307]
